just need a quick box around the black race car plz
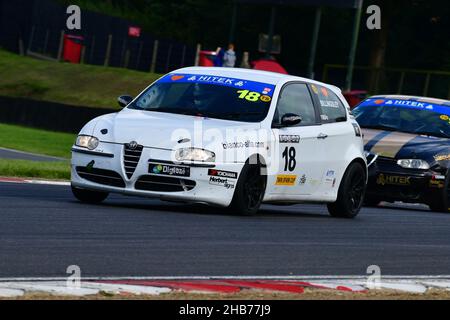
[353,95,450,212]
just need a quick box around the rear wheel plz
[327,162,366,219]
[229,163,266,216]
[71,185,109,204]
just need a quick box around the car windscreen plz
[128,73,276,122]
[353,98,450,139]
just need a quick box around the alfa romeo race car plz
[71,67,367,217]
[353,95,450,212]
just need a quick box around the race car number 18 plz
[282,147,296,171]
[237,90,261,102]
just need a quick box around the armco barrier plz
[0,96,116,133]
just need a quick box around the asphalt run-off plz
[1,181,450,279]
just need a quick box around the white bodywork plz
[71,67,366,207]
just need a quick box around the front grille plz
[135,175,196,192]
[76,167,125,188]
[123,144,143,179]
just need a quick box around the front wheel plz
[72,185,109,204]
[327,162,367,219]
[229,163,266,216]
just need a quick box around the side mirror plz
[117,95,133,108]
[281,113,302,127]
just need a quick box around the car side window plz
[310,84,347,123]
[273,83,317,126]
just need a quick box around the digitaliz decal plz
[149,163,190,177]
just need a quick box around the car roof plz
[370,94,450,106]
[172,67,341,93]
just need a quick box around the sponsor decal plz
[376,174,411,186]
[260,95,272,102]
[299,174,307,185]
[159,73,276,98]
[311,84,319,94]
[149,163,190,177]
[320,100,339,108]
[352,123,362,137]
[275,175,297,186]
[320,114,329,121]
[222,141,265,149]
[262,87,272,95]
[325,170,336,186]
[359,98,450,115]
[171,75,185,81]
[208,169,238,179]
[440,115,449,121]
[434,154,450,161]
[209,176,235,189]
[320,87,329,97]
[279,135,301,144]
[429,179,445,189]
[435,154,450,161]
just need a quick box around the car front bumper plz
[71,142,243,207]
[366,156,446,204]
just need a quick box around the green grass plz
[0,159,70,180]
[0,123,75,158]
[0,49,161,108]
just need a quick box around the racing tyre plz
[229,163,266,216]
[71,185,109,204]
[428,172,450,213]
[327,162,366,219]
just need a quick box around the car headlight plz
[397,159,430,170]
[75,135,99,150]
[175,148,215,162]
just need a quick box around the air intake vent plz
[123,142,143,179]
[135,175,196,192]
[76,167,125,188]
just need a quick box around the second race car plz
[353,95,450,212]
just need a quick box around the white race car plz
[71,67,367,217]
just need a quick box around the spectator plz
[240,52,251,69]
[223,43,236,68]
[213,47,225,67]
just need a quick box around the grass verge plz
[0,123,75,158]
[0,159,70,180]
[0,49,161,108]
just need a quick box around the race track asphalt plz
[1,182,450,278]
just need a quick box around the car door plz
[308,84,355,195]
[269,82,327,196]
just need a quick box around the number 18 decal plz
[237,90,272,103]
[282,147,296,171]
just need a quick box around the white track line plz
[0,178,70,186]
